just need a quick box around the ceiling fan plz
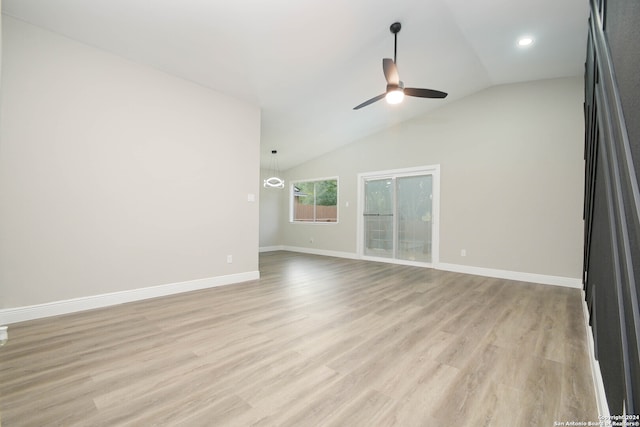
[353,22,448,110]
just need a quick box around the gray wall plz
[606,0,640,187]
[0,17,261,308]
[266,77,585,279]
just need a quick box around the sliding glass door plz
[363,178,394,258]
[396,175,433,262]
[360,166,439,266]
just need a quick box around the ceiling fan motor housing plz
[386,82,404,92]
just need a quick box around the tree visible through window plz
[291,179,338,223]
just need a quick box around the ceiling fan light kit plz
[354,22,447,110]
[385,83,405,104]
[385,90,404,104]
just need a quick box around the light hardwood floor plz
[0,251,598,426]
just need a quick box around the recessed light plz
[518,37,534,47]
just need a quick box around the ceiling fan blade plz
[382,58,399,85]
[353,93,386,110]
[404,88,448,99]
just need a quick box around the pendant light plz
[263,150,284,189]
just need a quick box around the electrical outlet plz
[310,237,314,243]
[461,249,467,257]
[227,255,233,264]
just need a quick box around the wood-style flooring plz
[0,251,598,426]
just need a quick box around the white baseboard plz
[437,262,582,288]
[581,291,610,419]
[0,271,260,325]
[281,245,360,260]
[272,247,581,289]
[259,245,285,253]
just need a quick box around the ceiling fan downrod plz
[390,22,401,64]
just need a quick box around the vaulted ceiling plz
[2,0,589,169]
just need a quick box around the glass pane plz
[364,178,393,258]
[314,180,338,222]
[292,180,337,222]
[396,175,432,262]
[293,181,316,222]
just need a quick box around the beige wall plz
[274,77,585,279]
[0,17,261,308]
[1,5,3,114]
[259,168,284,248]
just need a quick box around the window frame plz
[289,176,339,224]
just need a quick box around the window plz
[291,178,338,223]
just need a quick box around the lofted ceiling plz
[1,0,589,170]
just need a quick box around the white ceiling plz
[2,0,590,170]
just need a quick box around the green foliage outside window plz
[292,179,338,222]
[296,180,337,206]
